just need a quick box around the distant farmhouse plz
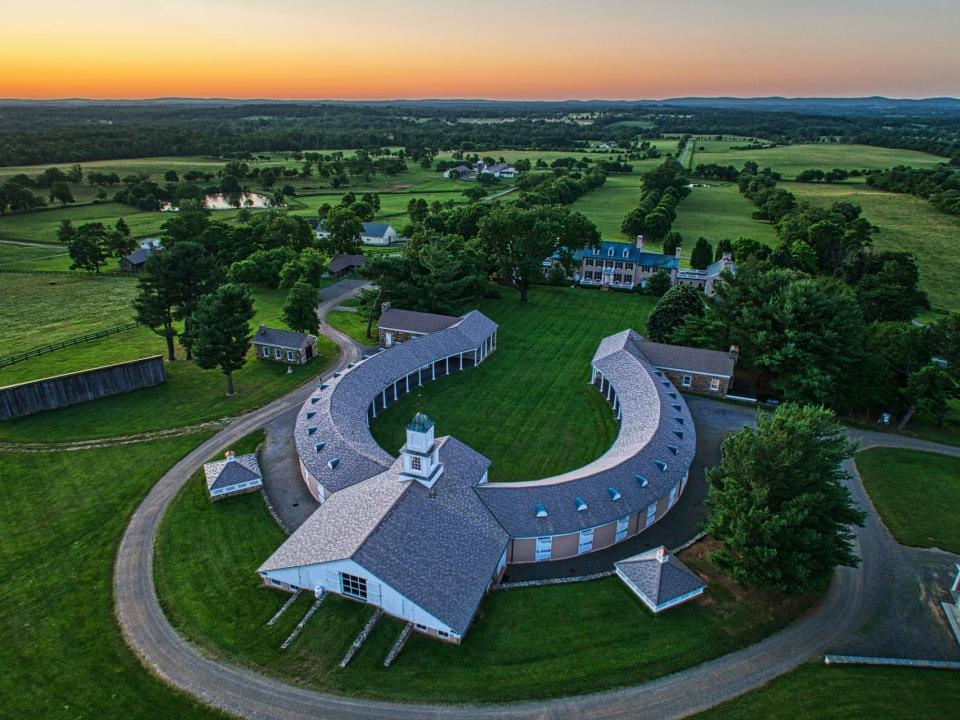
[326,253,366,278]
[203,450,263,501]
[377,304,460,347]
[253,326,317,365]
[546,235,735,296]
[120,238,162,272]
[444,160,516,181]
[312,220,399,246]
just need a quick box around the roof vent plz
[307,426,318,435]
[667,444,679,455]
[319,383,329,390]
[673,430,684,440]
[535,502,548,518]
[668,391,677,400]
[574,496,588,512]
[333,372,342,378]
[328,458,340,470]
[347,362,355,369]
[671,403,682,412]
[608,487,622,501]
[306,411,317,419]
[635,473,649,487]
[655,460,668,472]
[661,380,671,388]
[654,370,663,377]
[674,417,684,425]
[310,397,320,405]
[314,442,325,452]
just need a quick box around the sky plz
[1,0,958,100]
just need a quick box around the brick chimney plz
[635,234,644,251]
[381,301,391,316]
[722,251,733,263]
[675,245,682,259]
[729,345,740,364]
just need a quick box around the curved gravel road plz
[113,297,958,720]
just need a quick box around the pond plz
[159,192,274,212]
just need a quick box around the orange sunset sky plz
[1,0,958,100]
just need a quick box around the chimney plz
[381,301,391,316]
[656,546,668,563]
[675,245,682,259]
[729,345,739,363]
[225,450,236,462]
[635,234,644,251]
[722,251,733,263]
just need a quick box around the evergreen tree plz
[133,253,180,360]
[164,242,223,360]
[706,403,865,593]
[647,283,704,341]
[282,280,320,335]
[645,269,673,297]
[191,283,255,396]
[690,237,713,269]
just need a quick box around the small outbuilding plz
[614,546,706,613]
[253,326,317,365]
[377,305,459,347]
[326,254,366,278]
[203,450,263,501]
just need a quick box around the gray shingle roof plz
[253,326,315,350]
[615,547,706,608]
[261,437,508,635]
[379,309,460,335]
[633,335,736,378]
[362,222,392,238]
[295,310,498,495]
[203,453,262,492]
[327,254,366,274]
[124,248,153,265]
[476,329,695,537]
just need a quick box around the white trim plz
[654,364,732,380]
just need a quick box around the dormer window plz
[622,248,628,258]
[607,248,614,257]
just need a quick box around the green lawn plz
[0,434,225,719]
[693,663,960,719]
[783,181,960,311]
[325,306,377,345]
[569,172,652,239]
[855,448,960,553]
[673,182,779,247]
[0,242,73,271]
[0,287,338,442]
[696,143,948,180]
[156,460,817,703]
[370,286,656,480]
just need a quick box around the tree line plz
[865,165,960,217]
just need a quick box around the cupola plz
[399,413,443,487]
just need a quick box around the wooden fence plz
[0,356,166,420]
[0,321,142,369]
[0,268,129,279]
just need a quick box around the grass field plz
[0,242,73,270]
[855,448,960,554]
[0,434,224,720]
[325,300,376,345]
[156,462,817,703]
[370,285,655,481]
[0,285,338,442]
[569,172,651,239]
[693,662,960,719]
[672,183,779,246]
[694,143,948,180]
[782,181,960,310]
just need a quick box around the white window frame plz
[411,455,422,471]
[535,536,553,562]
[274,347,282,359]
[710,377,721,392]
[286,350,295,361]
[578,528,594,554]
[615,516,629,542]
[340,572,368,601]
[261,346,270,358]
[681,374,693,387]
[607,248,614,257]
[437,630,450,638]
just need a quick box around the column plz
[382,389,387,408]
[459,352,463,370]
[371,401,377,418]
[446,356,449,375]
[418,367,422,386]
[393,380,398,401]
[432,363,436,381]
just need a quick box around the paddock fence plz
[0,321,143,369]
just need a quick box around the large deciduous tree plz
[320,206,363,255]
[282,280,320,335]
[705,403,865,593]
[647,283,704,342]
[191,283,255,396]
[478,205,599,303]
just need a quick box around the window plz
[286,350,295,361]
[415,623,428,632]
[585,258,594,266]
[411,456,422,471]
[681,374,693,387]
[271,578,283,587]
[578,528,594,554]
[614,261,623,269]
[614,273,622,283]
[607,248,614,257]
[535,536,552,561]
[669,484,679,507]
[340,572,367,601]
[622,248,629,258]
[646,502,657,526]
[261,346,270,358]
[274,348,282,359]
[616,516,629,542]
[710,378,721,392]
[437,630,450,638]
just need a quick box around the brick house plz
[253,326,317,364]
[579,236,680,291]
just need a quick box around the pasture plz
[672,183,779,247]
[782,181,960,310]
[855,448,960,554]
[694,143,948,180]
[0,242,72,270]
[0,282,338,442]
[155,441,815,703]
[0,433,223,720]
[370,285,654,481]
